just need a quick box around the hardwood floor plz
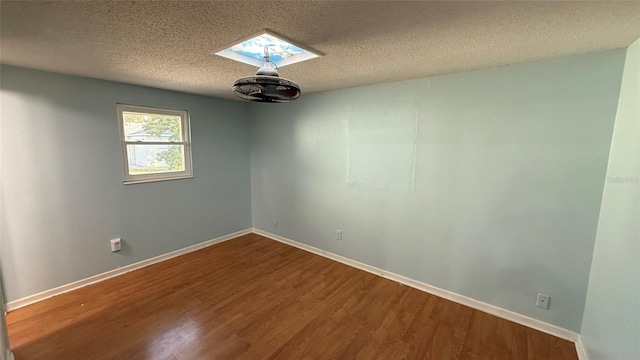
[7,234,577,360]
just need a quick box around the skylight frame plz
[214,29,323,68]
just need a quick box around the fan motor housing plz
[233,75,301,103]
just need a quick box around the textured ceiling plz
[1,1,640,100]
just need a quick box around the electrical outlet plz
[536,293,550,309]
[336,230,342,241]
[110,238,122,252]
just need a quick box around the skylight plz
[215,31,321,68]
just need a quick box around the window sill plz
[123,174,193,185]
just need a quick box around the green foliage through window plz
[123,113,184,171]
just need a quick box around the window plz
[117,104,192,184]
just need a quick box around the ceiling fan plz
[232,48,301,103]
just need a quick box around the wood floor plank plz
[6,234,578,360]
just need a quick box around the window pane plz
[122,111,183,142]
[126,144,185,175]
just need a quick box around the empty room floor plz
[7,234,577,359]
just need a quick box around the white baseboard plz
[252,228,579,343]
[7,227,580,346]
[6,228,253,312]
[575,335,589,360]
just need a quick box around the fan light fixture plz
[215,30,322,103]
[232,49,301,103]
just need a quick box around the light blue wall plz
[581,39,640,359]
[0,62,7,360]
[0,66,252,302]
[250,50,626,332]
[0,284,9,360]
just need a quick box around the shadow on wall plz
[1,66,253,303]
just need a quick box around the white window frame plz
[117,104,193,184]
